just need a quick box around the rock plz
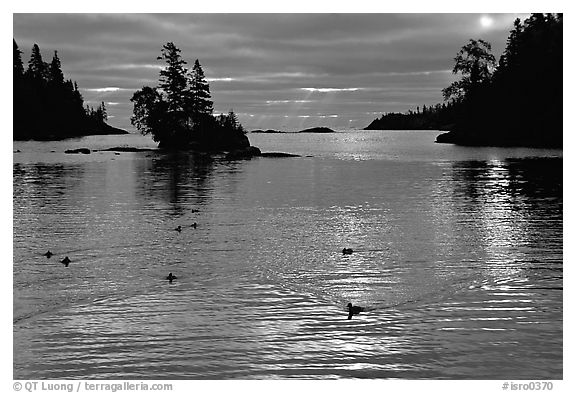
[65,148,91,154]
[260,152,300,158]
[96,147,157,152]
[226,146,262,159]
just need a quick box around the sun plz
[480,16,494,28]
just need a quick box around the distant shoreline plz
[14,123,129,141]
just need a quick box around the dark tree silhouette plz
[188,59,214,120]
[26,43,48,82]
[367,14,562,148]
[13,39,126,140]
[13,39,24,78]
[131,42,249,151]
[442,39,496,102]
[48,51,64,85]
[158,42,188,114]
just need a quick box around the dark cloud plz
[13,13,526,131]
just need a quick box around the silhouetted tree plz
[433,13,562,147]
[442,39,496,102]
[188,59,213,120]
[158,42,188,114]
[48,51,64,85]
[13,39,24,78]
[13,40,122,140]
[26,43,48,82]
[131,42,249,150]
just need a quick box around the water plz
[13,131,562,379]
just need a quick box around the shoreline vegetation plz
[365,13,562,148]
[13,40,128,141]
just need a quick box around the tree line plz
[130,42,249,150]
[13,39,124,140]
[366,14,562,148]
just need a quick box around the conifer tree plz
[13,39,24,78]
[26,43,48,81]
[188,59,213,120]
[157,42,188,114]
[49,51,64,85]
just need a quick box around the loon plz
[166,273,177,282]
[60,257,71,267]
[342,248,353,255]
[347,302,365,319]
[44,251,53,258]
[175,226,182,232]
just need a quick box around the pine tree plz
[188,59,213,119]
[26,43,48,81]
[13,39,24,78]
[157,42,188,113]
[49,51,64,85]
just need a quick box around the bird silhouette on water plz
[166,272,177,283]
[44,250,53,258]
[175,225,182,232]
[60,257,71,267]
[192,222,197,229]
[347,302,365,319]
[342,248,353,255]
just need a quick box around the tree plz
[131,42,249,150]
[131,86,167,139]
[13,39,24,78]
[26,43,48,82]
[187,59,213,121]
[442,39,496,102]
[49,51,64,85]
[96,101,107,122]
[157,42,188,114]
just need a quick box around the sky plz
[13,12,530,132]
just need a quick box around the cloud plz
[301,88,360,93]
[82,87,128,93]
[13,13,523,131]
[206,77,234,82]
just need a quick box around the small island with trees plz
[130,42,251,153]
[365,13,562,148]
[13,40,127,140]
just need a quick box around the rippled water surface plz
[13,131,562,379]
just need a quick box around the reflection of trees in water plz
[13,163,86,207]
[450,157,562,210]
[134,151,218,216]
[448,157,562,256]
[13,163,88,246]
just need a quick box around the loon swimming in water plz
[347,302,364,319]
[342,248,353,255]
[175,225,182,232]
[60,257,71,267]
[44,251,53,258]
[166,272,177,282]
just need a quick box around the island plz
[298,127,335,133]
[130,42,252,152]
[13,40,128,140]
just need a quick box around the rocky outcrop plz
[64,148,91,154]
